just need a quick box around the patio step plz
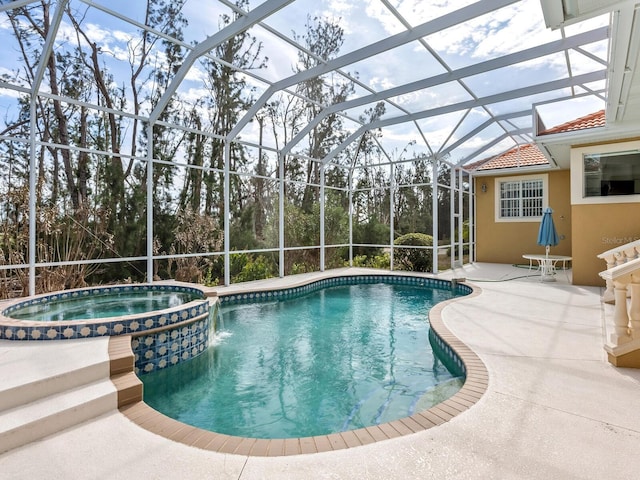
[0,338,111,412]
[0,378,116,454]
[0,337,117,454]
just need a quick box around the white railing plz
[597,239,640,303]
[599,257,640,361]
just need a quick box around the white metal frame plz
[0,0,622,295]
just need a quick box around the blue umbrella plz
[537,207,559,281]
[537,207,559,256]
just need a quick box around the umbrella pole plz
[542,245,555,281]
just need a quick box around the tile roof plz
[465,110,606,171]
[539,109,605,135]
[466,143,549,171]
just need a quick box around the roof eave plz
[469,164,557,177]
[536,122,640,146]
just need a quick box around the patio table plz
[523,254,572,282]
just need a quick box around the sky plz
[0,0,610,167]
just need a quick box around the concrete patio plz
[1,263,640,479]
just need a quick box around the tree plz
[394,232,434,272]
[268,16,354,211]
[201,0,267,218]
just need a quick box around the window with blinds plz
[499,179,543,218]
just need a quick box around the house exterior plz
[469,110,640,286]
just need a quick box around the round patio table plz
[523,254,572,282]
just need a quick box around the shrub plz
[233,254,276,283]
[394,233,433,272]
[291,262,311,275]
[352,253,390,269]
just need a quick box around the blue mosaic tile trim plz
[428,328,466,378]
[133,303,217,375]
[1,284,204,317]
[0,284,209,342]
[0,300,209,341]
[219,275,471,305]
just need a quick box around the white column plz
[457,167,464,268]
[469,173,475,263]
[146,122,154,283]
[624,248,638,300]
[223,142,231,286]
[348,168,353,267]
[432,158,438,274]
[600,253,616,303]
[449,167,455,270]
[278,153,285,278]
[623,246,639,263]
[628,276,640,339]
[28,98,37,296]
[611,279,632,345]
[320,166,325,272]
[389,162,395,271]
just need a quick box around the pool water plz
[142,282,464,439]
[8,291,199,321]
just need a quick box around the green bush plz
[352,253,390,269]
[218,253,278,284]
[233,254,276,283]
[291,262,311,275]
[394,233,433,272]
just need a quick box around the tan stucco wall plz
[475,170,572,265]
[475,139,640,286]
[569,139,640,286]
[571,202,640,286]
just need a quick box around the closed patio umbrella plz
[537,207,559,281]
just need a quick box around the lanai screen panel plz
[0,0,612,296]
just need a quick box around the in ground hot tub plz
[0,283,216,373]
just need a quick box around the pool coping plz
[112,277,488,456]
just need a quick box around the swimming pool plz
[142,276,470,439]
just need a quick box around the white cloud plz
[326,0,353,16]
[113,30,135,43]
[249,27,300,83]
[363,0,405,36]
[180,86,210,106]
[368,76,396,91]
[422,1,550,60]
[321,0,354,26]
[180,2,229,41]
[84,22,112,44]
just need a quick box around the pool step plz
[0,337,118,454]
[108,336,143,408]
[0,378,116,454]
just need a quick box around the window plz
[494,174,547,222]
[583,150,640,197]
[570,141,640,205]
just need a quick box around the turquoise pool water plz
[8,290,200,321]
[142,281,465,439]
